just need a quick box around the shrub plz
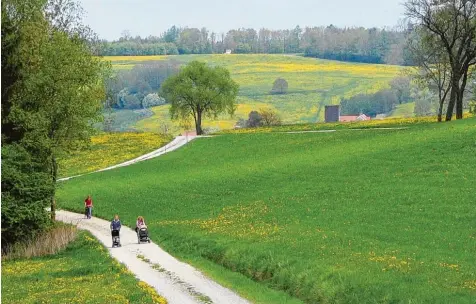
[1,144,54,252]
[247,111,263,127]
[235,118,247,129]
[142,93,166,108]
[271,78,288,95]
[259,108,282,126]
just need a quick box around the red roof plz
[339,114,371,122]
[339,115,359,122]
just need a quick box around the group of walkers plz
[84,195,148,247]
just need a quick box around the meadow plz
[57,118,476,303]
[58,132,171,178]
[105,54,404,133]
[1,230,166,304]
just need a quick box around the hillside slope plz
[57,118,476,303]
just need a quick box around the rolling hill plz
[57,118,476,303]
[105,54,404,134]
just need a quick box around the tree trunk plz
[456,93,464,119]
[195,111,203,135]
[51,155,57,220]
[437,101,443,122]
[445,87,456,121]
[456,70,468,120]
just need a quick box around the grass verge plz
[2,230,167,304]
[2,225,78,260]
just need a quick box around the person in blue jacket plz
[110,214,122,246]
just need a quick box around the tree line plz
[2,0,108,251]
[95,25,413,65]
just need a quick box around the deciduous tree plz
[405,0,476,120]
[161,61,239,135]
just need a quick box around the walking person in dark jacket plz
[110,215,122,247]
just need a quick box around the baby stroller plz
[137,226,150,244]
[111,229,121,247]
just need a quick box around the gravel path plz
[56,210,250,304]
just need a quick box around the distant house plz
[375,114,387,120]
[339,114,371,122]
[225,49,232,54]
[356,114,371,121]
[339,115,359,122]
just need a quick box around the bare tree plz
[405,0,476,120]
[407,28,452,121]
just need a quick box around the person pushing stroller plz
[136,216,150,243]
[110,214,122,247]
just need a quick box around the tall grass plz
[2,225,78,260]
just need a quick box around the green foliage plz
[57,118,476,303]
[98,25,411,65]
[161,61,239,134]
[340,89,398,117]
[1,0,109,244]
[270,78,288,95]
[241,109,282,128]
[389,76,412,104]
[1,144,53,251]
[108,60,180,109]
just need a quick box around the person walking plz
[84,195,93,219]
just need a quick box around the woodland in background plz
[95,25,413,65]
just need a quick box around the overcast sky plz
[78,0,406,40]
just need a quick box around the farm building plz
[339,114,371,122]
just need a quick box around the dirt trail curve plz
[56,210,250,304]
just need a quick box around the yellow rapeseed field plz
[59,132,171,177]
[104,54,405,132]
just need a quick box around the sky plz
[78,0,406,41]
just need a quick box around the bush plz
[1,144,54,252]
[142,93,166,108]
[247,111,263,127]
[271,78,288,95]
[259,108,282,126]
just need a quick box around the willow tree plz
[161,61,239,135]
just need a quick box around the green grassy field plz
[389,102,416,118]
[106,54,404,133]
[1,231,166,304]
[57,118,476,303]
